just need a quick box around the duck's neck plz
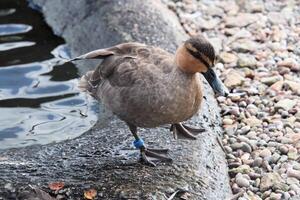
[175,45,201,74]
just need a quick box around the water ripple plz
[0,24,32,36]
[0,1,98,149]
[0,41,35,51]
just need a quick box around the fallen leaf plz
[48,182,65,191]
[84,188,97,200]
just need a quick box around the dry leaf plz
[48,182,65,191]
[84,188,97,200]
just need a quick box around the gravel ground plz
[163,0,300,199]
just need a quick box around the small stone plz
[268,12,286,25]
[246,131,257,139]
[231,142,252,153]
[237,54,257,68]
[244,116,262,127]
[241,142,252,153]
[282,192,290,200]
[289,184,300,194]
[224,124,237,135]
[219,52,237,63]
[224,69,245,88]
[260,172,283,191]
[232,183,242,194]
[286,177,299,185]
[232,39,258,53]
[247,104,259,115]
[269,192,282,200]
[235,173,250,188]
[240,126,251,135]
[253,157,263,167]
[249,172,261,180]
[278,155,288,163]
[288,148,298,160]
[198,18,220,30]
[248,1,264,12]
[262,190,272,199]
[270,80,284,91]
[285,80,300,93]
[229,164,253,175]
[223,118,234,125]
[262,160,272,172]
[277,58,298,70]
[225,13,259,27]
[224,145,232,153]
[275,99,297,111]
[280,137,293,144]
[270,153,280,164]
[260,76,282,86]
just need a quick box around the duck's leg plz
[170,123,205,140]
[127,123,172,166]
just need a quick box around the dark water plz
[0,0,98,149]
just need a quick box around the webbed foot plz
[170,123,205,140]
[140,148,172,167]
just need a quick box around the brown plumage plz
[73,36,228,166]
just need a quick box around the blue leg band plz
[133,138,144,149]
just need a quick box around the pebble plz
[275,99,297,111]
[286,177,299,185]
[269,192,282,200]
[237,54,257,68]
[253,157,263,167]
[244,116,262,127]
[236,173,250,188]
[260,172,283,191]
[225,13,259,27]
[259,149,272,160]
[231,39,258,53]
[287,168,300,180]
[231,142,252,153]
[224,69,245,88]
[282,192,291,199]
[219,52,237,63]
[261,76,282,86]
[287,148,298,160]
[270,153,280,164]
[223,118,234,125]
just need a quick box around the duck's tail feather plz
[69,48,115,62]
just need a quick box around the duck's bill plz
[201,68,229,96]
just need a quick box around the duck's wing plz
[76,42,156,93]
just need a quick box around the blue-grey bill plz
[202,68,229,96]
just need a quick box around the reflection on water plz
[0,0,98,149]
[0,24,32,36]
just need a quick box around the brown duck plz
[71,36,228,166]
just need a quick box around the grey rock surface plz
[0,0,231,199]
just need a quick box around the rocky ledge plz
[0,0,230,199]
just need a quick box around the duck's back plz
[80,43,203,127]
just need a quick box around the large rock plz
[0,0,231,199]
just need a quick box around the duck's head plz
[175,36,229,96]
